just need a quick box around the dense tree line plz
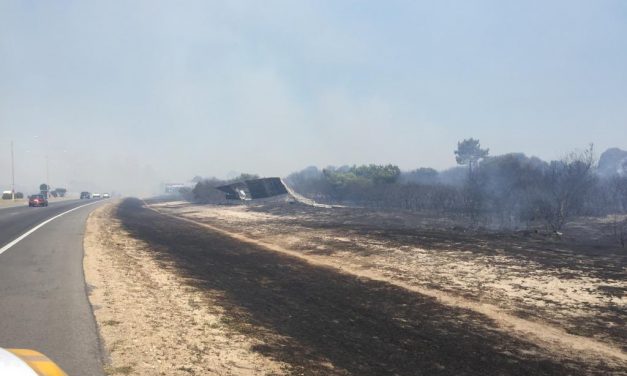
[286,142,627,233]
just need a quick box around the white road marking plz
[0,201,101,256]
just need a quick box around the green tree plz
[455,138,489,175]
[352,164,401,184]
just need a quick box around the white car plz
[92,193,101,199]
[103,193,110,198]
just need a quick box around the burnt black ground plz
[170,199,626,347]
[117,198,620,376]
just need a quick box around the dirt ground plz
[86,198,626,375]
[84,203,288,375]
[149,200,627,346]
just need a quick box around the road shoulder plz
[83,203,288,376]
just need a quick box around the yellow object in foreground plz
[0,348,67,376]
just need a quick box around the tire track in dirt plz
[142,199,627,369]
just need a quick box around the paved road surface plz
[0,199,105,375]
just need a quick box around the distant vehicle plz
[103,193,110,198]
[80,191,91,199]
[0,191,23,199]
[92,193,101,199]
[28,194,48,207]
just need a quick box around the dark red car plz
[28,194,48,207]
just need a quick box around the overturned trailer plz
[215,181,249,200]
[216,177,288,201]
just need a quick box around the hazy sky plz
[1,1,626,195]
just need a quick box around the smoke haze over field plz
[1,1,626,195]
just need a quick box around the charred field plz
[113,197,627,375]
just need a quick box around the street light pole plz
[46,154,49,188]
[11,141,15,201]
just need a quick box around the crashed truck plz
[215,177,289,201]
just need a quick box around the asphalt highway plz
[0,199,105,375]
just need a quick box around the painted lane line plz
[0,201,101,256]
